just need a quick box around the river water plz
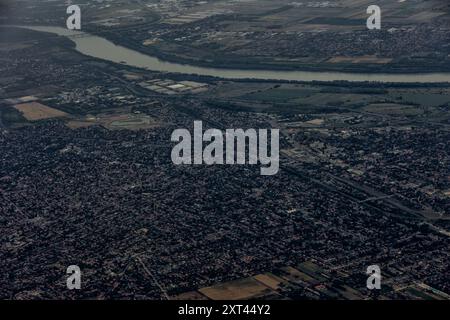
[15,25,450,83]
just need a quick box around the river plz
[13,25,450,83]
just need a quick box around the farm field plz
[13,102,68,121]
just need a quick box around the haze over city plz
[0,0,449,302]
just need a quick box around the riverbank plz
[8,25,450,84]
[98,30,450,75]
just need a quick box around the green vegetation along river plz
[15,25,450,83]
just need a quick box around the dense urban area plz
[0,0,449,300]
